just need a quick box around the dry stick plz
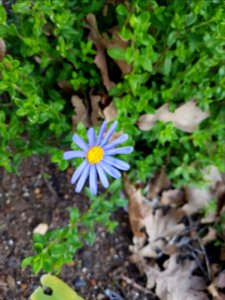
[121,275,156,297]
[196,234,212,282]
[187,217,212,281]
[41,167,59,201]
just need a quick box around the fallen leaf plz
[138,100,209,133]
[182,187,213,216]
[71,95,90,127]
[161,189,185,207]
[103,101,117,122]
[147,169,171,200]
[139,207,185,258]
[154,255,208,300]
[86,13,131,79]
[30,274,84,300]
[58,80,74,93]
[0,39,6,62]
[33,223,48,235]
[124,174,150,244]
[90,94,103,126]
[94,46,115,91]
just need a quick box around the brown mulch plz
[0,156,154,300]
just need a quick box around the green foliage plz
[109,0,225,186]
[0,0,103,171]
[2,0,225,276]
[30,274,84,300]
[22,179,127,274]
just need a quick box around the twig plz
[196,234,212,281]
[120,275,156,297]
[42,173,59,201]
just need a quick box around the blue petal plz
[89,164,97,195]
[73,134,89,151]
[100,161,121,179]
[104,146,133,156]
[63,151,85,160]
[96,121,107,145]
[103,134,128,150]
[75,163,90,193]
[100,121,118,147]
[96,164,109,188]
[71,160,88,184]
[103,156,130,171]
[88,128,95,147]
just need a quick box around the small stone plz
[97,293,105,300]
[33,223,48,235]
[34,188,41,195]
[8,239,14,246]
[73,278,86,289]
[89,278,97,286]
[82,267,88,273]
[7,256,20,269]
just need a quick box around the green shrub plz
[109,0,225,186]
[1,0,225,274]
[0,0,103,172]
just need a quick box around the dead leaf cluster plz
[71,91,117,129]
[137,100,209,133]
[125,167,225,300]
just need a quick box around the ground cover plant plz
[1,0,225,299]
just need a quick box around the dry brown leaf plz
[71,95,90,127]
[0,39,6,62]
[147,169,171,200]
[103,101,117,122]
[154,255,208,300]
[138,100,209,133]
[161,189,185,207]
[90,94,103,126]
[94,47,115,91]
[182,187,213,216]
[86,13,131,77]
[139,207,185,258]
[58,80,74,93]
[124,175,150,243]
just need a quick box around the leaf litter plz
[125,167,225,300]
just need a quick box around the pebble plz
[104,288,124,300]
[8,239,14,246]
[7,256,20,269]
[73,278,86,289]
[97,293,105,300]
[34,188,41,195]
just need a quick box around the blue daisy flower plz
[63,121,133,195]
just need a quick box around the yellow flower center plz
[86,146,104,164]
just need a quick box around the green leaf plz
[30,274,84,300]
[107,47,125,60]
[21,256,33,269]
[0,6,6,23]
[69,208,80,224]
[163,56,172,76]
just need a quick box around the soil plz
[0,156,154,300]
